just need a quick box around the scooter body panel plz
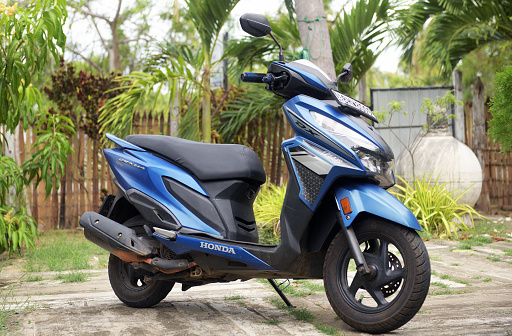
[333,182,422,231]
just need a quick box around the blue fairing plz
[104,137,221,236]
[334,182,422,231]
[278,62,327,91]
[154,234,275,271]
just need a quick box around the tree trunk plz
[295,0,336,80]
[472,77,490,211]
[92,139,100,211]
[453,70,465,143]
[358,74,367,105]
[109,22,121,72]
[202,57,212,143]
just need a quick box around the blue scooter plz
[80,13,430,334]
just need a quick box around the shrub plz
[391,174,482,238]
[488,65,512,152]
[253,183,286,244]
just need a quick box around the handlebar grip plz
[241,72,266,83]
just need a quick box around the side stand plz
[267,279,295,308]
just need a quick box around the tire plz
[108,254,174,308]
[324,218,430,334]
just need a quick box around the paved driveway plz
[3,239,512,335]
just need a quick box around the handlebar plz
[241,72,289,86]
[241,72,266,83]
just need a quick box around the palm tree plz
[100,0,240,142]
[397,0,512,76]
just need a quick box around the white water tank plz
[394,111,482,207]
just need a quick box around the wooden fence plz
[465,100,512,211]
[12,110,291,230]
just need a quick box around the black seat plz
[125,135,266,184]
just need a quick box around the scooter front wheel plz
[324,218,430,334]
[108,254,174,308]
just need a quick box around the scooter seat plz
[125,135,266,184]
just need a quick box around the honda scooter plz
[80,13,430,334]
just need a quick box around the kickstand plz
[267,279,295,308]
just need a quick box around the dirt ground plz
[2,227,512,335]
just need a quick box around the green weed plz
[504,249,512,257]
[55,272,89,283]
[451,263,460,266]
[0,283,31,333]
[431,281,448,288]
[482,278,492,282]
[439,274,471,286]
[429,289,473,295]
[430,255,443,261]
[225,294,247,301]
[264,319,281,325]
[24,230,108,272]
[25,275,43,282]
[314,323,342,336]
[487,256,502,262]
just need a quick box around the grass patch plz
[504,249,512,257]
[295,280,325,292]
[24,230,108,272]
[472,276,482,280]
[225,294,247,301]
[314,323,342,336]
[429,255,443,261]
[438,274,471,286]
[429,289,474,295]
[55,271,89,283]
[482,278,492,282]
[431,281,449,288]
[0,283,32,333]
[264,319,281,325]
[487,256,502,262]
[25,275,44,282]
[451,263,461,266]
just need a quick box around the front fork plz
[334,195,371,276]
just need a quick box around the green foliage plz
[22,112,75,197]
[0,0,67,132]
[391,174,481,238]
[55,271,89,283]
[330,0,395,94]
[253,183,286,244]
[397,0,512,76]
[24,230,108,272]
[0,206,38,254]
[101,0,241,143]
[488,65,512,152]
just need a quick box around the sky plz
[66,0,401,74]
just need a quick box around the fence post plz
[472,76,490,211]
[453,70,465,143]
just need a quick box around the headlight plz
[310,111,395,188]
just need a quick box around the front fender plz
[334,182,422,231]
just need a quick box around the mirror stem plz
[269,32,284,62]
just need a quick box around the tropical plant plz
[391,174,481,238]
[488,65,512,152]
[396,0,512,76]
[0,0,68,253]
[100,0,240,142]
[253,183,287,244]
[330,0,395,94]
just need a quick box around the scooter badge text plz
[200,242,236,255]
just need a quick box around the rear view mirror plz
[337,63,353,84]
[240,13,272,37]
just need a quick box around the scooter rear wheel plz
[108,254,174,308]
[324,218,430,334]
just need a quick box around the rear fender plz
[334,182,422,231]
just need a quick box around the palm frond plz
[330,0,394,94]
[186,0,240,54]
